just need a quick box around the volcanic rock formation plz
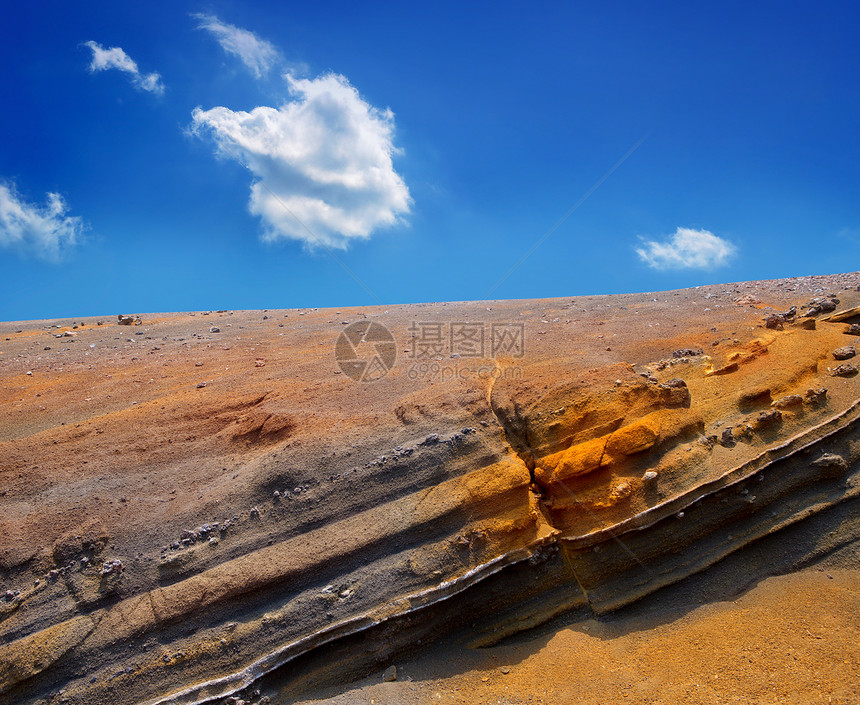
[1,272,859,705]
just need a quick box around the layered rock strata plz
[0,273,858,705]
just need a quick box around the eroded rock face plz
[1,272,859,705]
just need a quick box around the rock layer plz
[1,272,859,705]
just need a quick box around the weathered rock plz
[771,394,803,409]
[117,315,134,326]
[100,559,123,576]
[833,346,856,360]
[734,294,760,305]
[831,363,858,377]
[661,378,687,388]
[754,409,782,428]
[811,452,848,478]
[764,314,783,330]
[382,665,397,682]
[672,348,702,358]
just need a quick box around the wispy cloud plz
[84,41,164,94]
[0,182,85,261]
[193,14,280,79]
[636,227,736,270]
[191,73,411,249]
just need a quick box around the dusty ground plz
[1,271,859,705]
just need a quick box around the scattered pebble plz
[831,363,858,377]
[101,559,123,576]
[672,348,703,358]
[382,665,397,682]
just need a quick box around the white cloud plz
[191,73,411,249]
[84,41,164,94]
[193,14,280,79]
[636,227,736,270]
[0,183,85,261]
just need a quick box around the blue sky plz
[1,1,858,321]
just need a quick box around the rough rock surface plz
[1,272,859,705]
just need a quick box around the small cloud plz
[193,14,280,79]
[636,227,736,270]
[0,182,85,261]
[84,40,164,94]
[191,72,411,249]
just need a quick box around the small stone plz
[196,382,207,389]
[117,315,134,326]
[382,665,397,682]
[420,434,440,446]
[831,363,858,377]
[771,394,803,409]
[500,667,511,674]
[734,295,760,305]
[833,346,856,360]
[672,348,703,358]
[642,470,658,482]
[210,326,221,333]
[101,559,123,576]
[755,409,782,427]
[661,378,687,388]
[812,452,848,476]
[272,490,280,501]
[720,428,735,447]
[249,506,260,519]
[804,387,828,404]
[847,324,860,336]
[764,314,783,331]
